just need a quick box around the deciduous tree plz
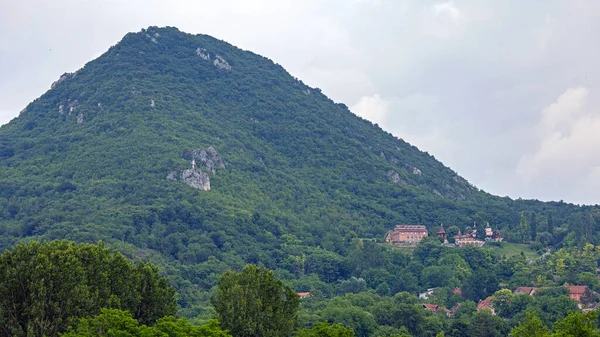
[212,264,300,337]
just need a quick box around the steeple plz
[437,223,448,243]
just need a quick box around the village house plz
[513,285,593,309]
[386,225,428,244]
[419,288,436,300]
[514,287,538,296]
[477,296,495,315]
[297,292,311,299]
[422,304,455,317]
[565,286,592,308]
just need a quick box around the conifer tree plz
[520,212,529,243]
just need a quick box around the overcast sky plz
[1,1,599,204]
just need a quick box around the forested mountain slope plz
[0,27,596,309]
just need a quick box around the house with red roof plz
[514,287,538,295]
[297,292,311,299]
[512,285,594,309]
[422,304,456,317]
[477,296,495,315]
[565,286,592,308]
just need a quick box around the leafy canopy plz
[0,240,176,337]
[212,264,300,337]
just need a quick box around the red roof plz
[297,292,311,298]
[423,304,438,312]
[452,303,462,312]
[566,286,588,295]
[514,287,538,295]
[477,296,494,311]
[452,287,462,295]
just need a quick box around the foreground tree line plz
[2,240,600,337]
[0,241,348,337]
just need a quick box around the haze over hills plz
[0,27,596,311]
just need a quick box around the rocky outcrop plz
[168,169,210,191]
[387,170,401,183]
[145,33,158,44]
[387,170,407,185]
[67,100,79,116]
[181,147,226,174]
[168,147,225,190]
[195,48,230,70]
[51,73,73,89]
[76,113,84,124]
[412,167,422,175]
[214,55,231,70]
[196,48,210,60]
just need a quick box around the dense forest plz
[3,241,600,337]
[2,27,600,335]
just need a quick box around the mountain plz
[0,27,595,311]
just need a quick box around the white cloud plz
[432,1,461,21]
[515,87,600,203]
[351,94,390,125]
[421,1,466,40]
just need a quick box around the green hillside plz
[0,27,598,312]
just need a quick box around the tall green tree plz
[553,311,600,337]
[585,212,594,243]
[520,212,529,243]
[468,310,508,337]
[547,212,555,237]
[211,264,300,337]
[476,222,487,241]
[510,312,550,337]
[530,212,538,241]
[0,240,176,337]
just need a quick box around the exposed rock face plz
[59,105,65,114]
[168,147,225,190]
[76,113,84,124]
[412,167,422,175]
[145,33,158,43]
[182,147,226,174]
[67,100,79,116]
[168,169,210,191]
[387,170,401,183]
[196,48,210,60]
[387,170,407,184]
[214,55,231,70]
[150,99,155,107]
[51,73,73,89]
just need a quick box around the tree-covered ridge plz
[1,26,600,314]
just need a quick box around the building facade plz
[386,225,428,244]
